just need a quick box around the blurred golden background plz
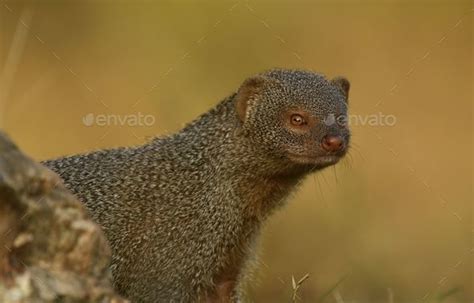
[1,0,472,302]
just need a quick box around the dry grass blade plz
[291,273,310,302]
[0,8,33,126]
[316,274,348,303]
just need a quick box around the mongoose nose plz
[321,135,344,152]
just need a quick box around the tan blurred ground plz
[1,1,472,302]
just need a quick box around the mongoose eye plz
[290,114,306,126]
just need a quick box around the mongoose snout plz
[321,135,345,152]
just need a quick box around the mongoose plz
[43,69,351,303]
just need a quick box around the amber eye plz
[290,114,306,126]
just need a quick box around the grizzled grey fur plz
[43,69,351,303]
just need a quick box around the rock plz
[0,131,128,303]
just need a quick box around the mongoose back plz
[44,69,351,302]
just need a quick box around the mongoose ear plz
[235,76,267,122]
[331,76,350,101]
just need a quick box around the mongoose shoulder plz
[44,68,351,303]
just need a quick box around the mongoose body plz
[44,69,351,302]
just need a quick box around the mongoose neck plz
[157,95,313,179]
[146,95,311,219]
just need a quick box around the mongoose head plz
[235,69,350,169]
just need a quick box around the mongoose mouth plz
[287,153,342,166]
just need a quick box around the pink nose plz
[321,135,344,152]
